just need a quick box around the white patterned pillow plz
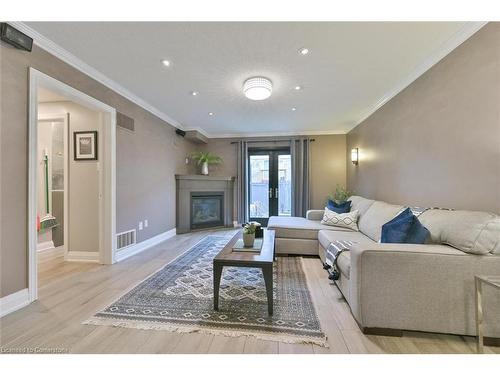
[321,208,359,231]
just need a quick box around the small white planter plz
[243,233,255,247]
[201,161,209,175]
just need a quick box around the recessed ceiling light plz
[299,47,309,55]
[295,85,302,91]
[291,107,297,111]
[190,91,199,96]
[208,112,214,116]
[161,59,171,67]
[243,77,273,101]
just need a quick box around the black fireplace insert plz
[190,192,224,230]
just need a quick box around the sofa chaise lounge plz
[268,196,500,340]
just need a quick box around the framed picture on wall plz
[74,131,98,161]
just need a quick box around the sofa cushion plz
[419,209,500,254]
[337,252,351,278]
[349,196,375,217]
[319,229,375,279]
[268,216,351,240]
[358,201,405,242]
[318,229,375,250]
[321,208,359,231]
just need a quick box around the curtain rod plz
[229,139,315,144]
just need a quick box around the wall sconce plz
[351,148,359,165]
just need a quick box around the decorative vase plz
[201,161,209,175]
[243,233,255,247]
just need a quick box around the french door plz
[248,149,292,226]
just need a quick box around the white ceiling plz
[25,22,481,137]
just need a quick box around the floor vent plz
[116,229,136,250]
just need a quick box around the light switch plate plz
[144,219,148,228]
[139,221,143,230]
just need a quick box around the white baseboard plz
[37,240,55,252]
[65,251,100,263]
[114,228,176,263]
[0,288,30,318]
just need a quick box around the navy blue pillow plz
[326,200,351,214]
[381,208,414,243]
[406,217,430,244]
[381,208,430,244]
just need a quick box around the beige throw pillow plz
[321,207,359,231]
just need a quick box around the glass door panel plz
[248,150,291,226]
[249,154,270,222]
[277,154,291,216]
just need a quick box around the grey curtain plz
[236,140,249,224]
[291,137,311,217]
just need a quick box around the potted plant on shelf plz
[189,151,223,175]
[242,222,257,247]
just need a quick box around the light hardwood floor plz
[1,229,498,354]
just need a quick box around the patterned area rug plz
[84,235,327,346]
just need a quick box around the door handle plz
[275,188,279,199]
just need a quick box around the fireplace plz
[175,175,234,234]
[190,192,224,230]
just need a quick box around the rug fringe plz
[82,317,329,348]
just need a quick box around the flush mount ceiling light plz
[208,112,214,116]
[190,91,199,96]
[291,107,297,111]
[298,47,309,55]
[243,77,273,101]
[295,85,302,91]
[161,59,171,67]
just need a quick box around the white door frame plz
[28,68,116,303]
[37,114,69,258]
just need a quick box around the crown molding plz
[347,21,487,133]
[201,129,347,139]
[12,21,487,139]
[11,22,185,131]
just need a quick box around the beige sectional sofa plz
[268,196,500,339]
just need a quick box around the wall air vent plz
[116,229,136,250]
[116,112,135,132]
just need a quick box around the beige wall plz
[39,102,101,253]
[347,23,500,214]
[310,135,347,209]
[0,43,194,297]
[200,135,347,220]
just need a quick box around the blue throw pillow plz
[406,217,430,244]
[326,200,351,214]
[381,208,414,243]
[381,208,430,244]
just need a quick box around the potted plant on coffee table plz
[243,222,257,247]
[190,151,223,175]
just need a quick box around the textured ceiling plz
[26,22,473,137]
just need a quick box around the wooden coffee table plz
[213,229,275,315]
